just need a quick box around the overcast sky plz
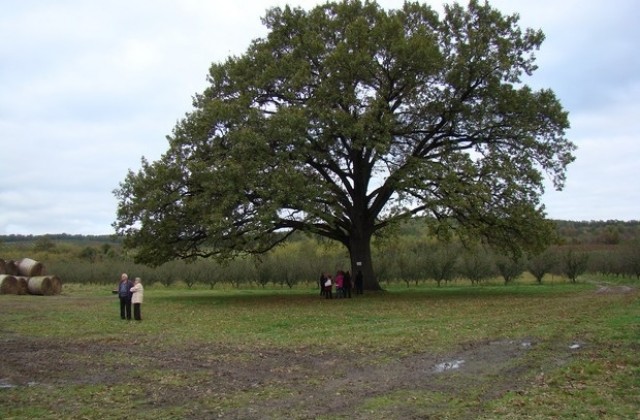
[1,0,638,235]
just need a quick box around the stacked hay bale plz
[4,259,18,275]
[0,258,62,295]
[0,274,18,294]
[18,258,44,276]
[15,276,29,295]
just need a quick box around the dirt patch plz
[0,334,584,418]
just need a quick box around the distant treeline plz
[553,220,640,245]
[395,219,640,245]
[1,220,639,246]
[0,233,120,245]
[2,220,639,288]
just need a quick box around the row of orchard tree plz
[38,236,640,289]
[375,242,640,286]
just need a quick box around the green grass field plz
[1,277,638,419]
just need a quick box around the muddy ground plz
[0,333,584,419]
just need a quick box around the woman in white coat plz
[130,277,144,321]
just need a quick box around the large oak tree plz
[113,0,574,291]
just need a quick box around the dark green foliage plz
[528,249,557,283]
[495,254,525,284]
[32,236,56,252]
[562,250,589,283]
[459,247,496,285]
[621,241,640,279]
[425,243,459,287]
[78,246,98,263]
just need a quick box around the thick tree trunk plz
[349,154,382,291]
[348,232,383,291]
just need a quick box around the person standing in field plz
[355,270,363,295]
[118,273,134,320]
[335,270,344,298]
[319,272,327,297]
[343,270,352,298]
[324,275,333,299]
[130,277,144,321]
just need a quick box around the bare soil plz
[0,333,583,419]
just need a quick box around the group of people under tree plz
[320,269,363,298]
[117,273,144,321]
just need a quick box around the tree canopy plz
[113,0,574,290]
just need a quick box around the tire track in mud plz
[0,336,584,418]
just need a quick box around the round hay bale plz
[17,258,44,277]
[0,258,5,274]
[27,276,54,296]
[49,275,62,295]
[15,276,29,295]
[0,274,19,294]
[5,260,18,275]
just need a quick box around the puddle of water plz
[0,379,37,389]
[434,359,465,373]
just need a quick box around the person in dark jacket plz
[319,272,327,297]
[355,270,364,295]
[117,273,134,320]
[343,270,352,298]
